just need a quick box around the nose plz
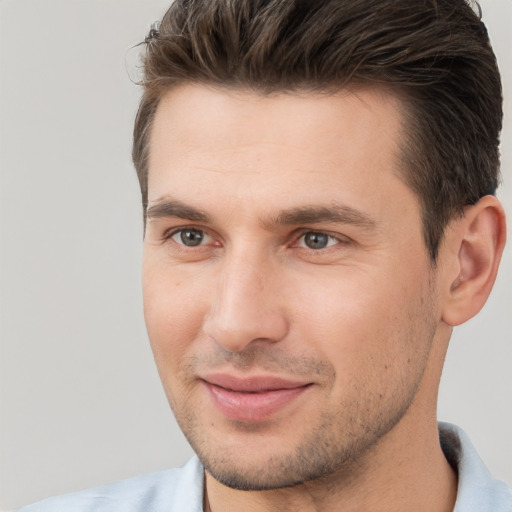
[203,252,289,352]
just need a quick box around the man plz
[18,0,511,511]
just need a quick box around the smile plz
[201,374,313,422]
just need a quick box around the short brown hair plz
[133,0,502,260]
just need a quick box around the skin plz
[142,84,505,511]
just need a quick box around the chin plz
[189,420,372,491]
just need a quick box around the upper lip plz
[201,373,312,392]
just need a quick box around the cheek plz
[291,267,428,385]
[142,273,211,416]
[142,263,209,366]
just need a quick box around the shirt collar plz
[439,422,512,511]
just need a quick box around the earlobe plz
[441,195,506,327]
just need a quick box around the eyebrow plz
[146,199,210,222]
[146,197,377,230]
[270,205,378,230]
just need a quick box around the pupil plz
[181,229,204,246]
[305,232,328,249]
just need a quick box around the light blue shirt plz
[16,423,512,512]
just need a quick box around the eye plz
[171,228,208,247]
[296,231,339,250]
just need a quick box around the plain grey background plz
[0,0,510,510]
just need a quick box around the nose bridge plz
[204,245,289,352]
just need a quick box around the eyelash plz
[163,227,215,248]
[162,227,350,252]
[293,231,347,250]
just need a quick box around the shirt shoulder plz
[15,457,204,512]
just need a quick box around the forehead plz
[147,84,412,219]
[149,84,404,159]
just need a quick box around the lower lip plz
[204,382,311,422]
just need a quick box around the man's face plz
[142,85,442,489]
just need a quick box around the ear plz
[441,195,507,327]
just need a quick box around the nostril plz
[204,312,289,353]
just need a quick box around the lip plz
[200,374,313,422]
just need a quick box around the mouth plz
[200,374,313,422]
